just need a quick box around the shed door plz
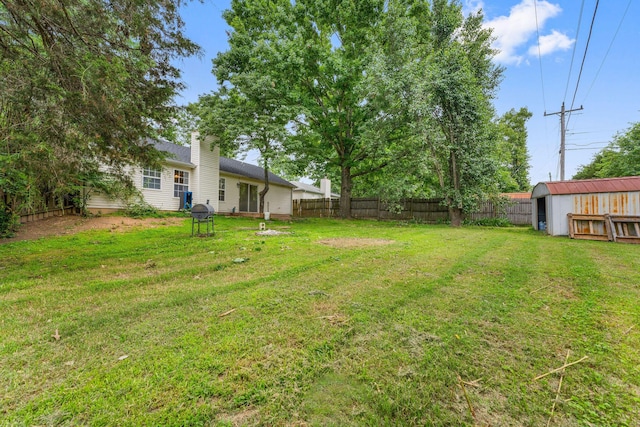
[536,197,547,231]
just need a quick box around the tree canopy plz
[193,0,506,222]
[390,0,504,225]
[573,122,640,179]
[495,107,532,192]
[1,0,199,222]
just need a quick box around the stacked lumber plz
[567,213,640,244]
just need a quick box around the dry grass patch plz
[2,215,185,243]
[317,237,394,248]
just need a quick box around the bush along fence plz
[293,197,533,225]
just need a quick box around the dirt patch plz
[1,215,186,244]
[317,237,394,248]
[255,229,292,236]
[217,408,259,426]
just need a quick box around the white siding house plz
[87,134,220,213]
[218,158,294,218]
[291,178,338,200]
[87,136,294,218]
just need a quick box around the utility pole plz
[545,102,583,180]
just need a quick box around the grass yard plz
[1,216,639,426]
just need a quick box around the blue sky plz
[175,0,639,185]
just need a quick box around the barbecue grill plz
[191,201,215,236]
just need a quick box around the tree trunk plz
[339,165,352,219]
[259,159,270,214]
[449,206,463,227]
[448,145,462,227]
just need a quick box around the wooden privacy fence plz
[19,206,75,223]
[293,197,532,225]
[467,199,532,225]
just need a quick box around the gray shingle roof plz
[153,139,293,188]
[154,139,193,165]
[220,157,294,188]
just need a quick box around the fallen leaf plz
[52,329,61,341]
[118,355,129,361]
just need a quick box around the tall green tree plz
[206,0,502,222]
[407,0,503,226]
[573,122,640,179]
[0,0,199,218]
[190,0,293,214]
[495,107,532,192]
[210,0,419,218]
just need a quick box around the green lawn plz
[1,216,639,426]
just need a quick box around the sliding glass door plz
[239,183,258,212]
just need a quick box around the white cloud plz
[463,0,484,15]
[528,30,574,56]
[484,0,567,65]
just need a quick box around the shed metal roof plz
[532,176,640,197]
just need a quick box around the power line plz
[566,141,609,147]
[533,0,547,111]
[566,147,608,151]
[581,0,632,104]
[567,0,599,127]
[563,0,585,102]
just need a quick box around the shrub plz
[124,201,160,218]
[0,209,20,238]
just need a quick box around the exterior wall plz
[87,135,220,213]
[547,195,572,236]
[293,190,324,200]
[541,192,640,236]
[191,134,220,211]
[572,192,640,216]
[87,164,194,212]
[218,173,292,216]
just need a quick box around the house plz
[218,157,294,218]
[531,176,640,236]
[291,178,338,200]
[87,134,294,218]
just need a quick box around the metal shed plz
[531,176,640,236]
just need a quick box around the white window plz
[219,178,226,201]
[142,168,161,190]
[173,170,189,198]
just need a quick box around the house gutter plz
[164,158,196,169]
